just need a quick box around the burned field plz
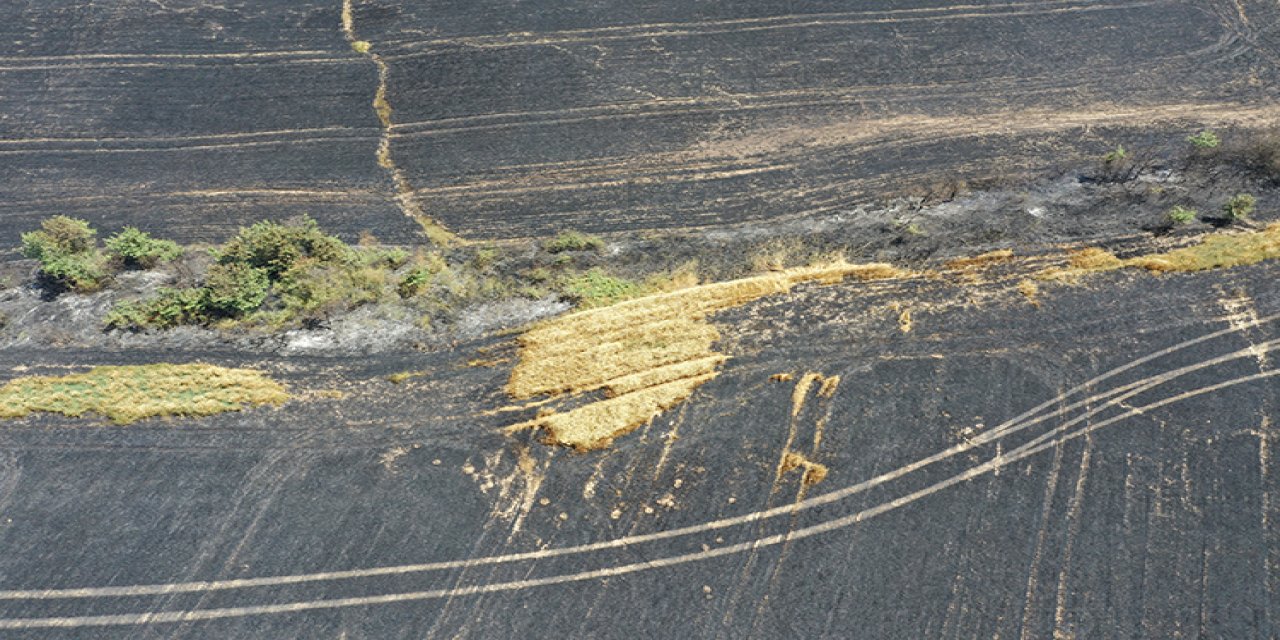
[0,245,1279,636]
[2,0,1280,245]
[4,0,1280,637]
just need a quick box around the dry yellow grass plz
[536,374,718,451]
[1040,224,1280,281]
[1017,279,1041,305]
[817,375,841,398]
[0,363,287,425]
[781,451,829,486]
[945,249,1014,270]
[506,260,908,450]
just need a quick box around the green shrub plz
[559,268,643,308]
[20,216,109,293]
[106,227,181,268]
[215,216,349,278]
[1167,206,1197,225]
[277,262,387,319]
[1223,194,1256,220]
[204,263,270,315]
[1187,130,1220,149]
[106,287,208,330]
[544,230,605,254]
[23,216,96,255]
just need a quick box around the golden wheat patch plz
[506,261,908,450]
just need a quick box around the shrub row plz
[21,217,181,293]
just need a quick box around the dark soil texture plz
[0,251,1279,637]
[3,0,1280,638]
[3,0,1280,248]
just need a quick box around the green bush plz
[1187,130,1220,149]
[204,263,270,315]
[1167,206,1197,225]
[20,216,109,293]
[106,227,181,268]
[215,216,349,278]
[544,230,605,254]
[1223,194,1256,220]
[23,216,96,255]
[276,262,387,319]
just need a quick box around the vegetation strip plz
[1040,222,1280,280]
[0,364,287,424]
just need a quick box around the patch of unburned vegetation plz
[1040,222,1280,280]
[505,260,908,451]
[0,363,287,424]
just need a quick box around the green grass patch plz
[544,230,605,254]
[1167,206,1197,225]
[1187,130,1220,149]
[0,363,288,424]
[559,268,645,308]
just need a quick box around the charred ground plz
[3,0,1280,638]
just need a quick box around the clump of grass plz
[894,220,925,237]
[1187,130,1220,149]
[386,371,427,384]
[558,268,644,308]
[1223,193,1256,221]
[1103,145,1128,164]
[1017,279,1041,306]
[544,230,605,254]
[351,40,371,54]
[396,251,447,299]
[1098,143,1144,183]
[1167,206,1197,225]
[945,249,1014,270]
[0,363,287,424]
[20,216,110,293]
[105,227,181,269]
